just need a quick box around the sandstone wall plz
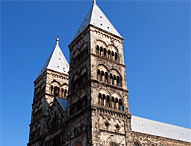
[131,131,191,146]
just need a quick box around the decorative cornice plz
[91,79,130,93]
[90,52,126,67]
[90,25,123,42]
[34,69,69,84]
[91,104,131,119]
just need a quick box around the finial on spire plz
[93,0,96,5]
[56,38,59,45]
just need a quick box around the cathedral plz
[28,1,191,146]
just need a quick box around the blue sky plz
[1,1,190,146]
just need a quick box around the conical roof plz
[40,38,69,75]
[74,1,122,38]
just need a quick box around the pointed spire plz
[40,38,69,75]
[74,1,122,39]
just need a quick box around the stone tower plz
[28,2,191,146]
[68,1,131,145]
[28,39,69,146]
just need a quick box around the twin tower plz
[28,1,132,146]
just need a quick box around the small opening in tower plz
[59,58,61,60]
[120,105,123,111]
[100,16,102,18]
[107,27,109,29]
[100,24,102,26]
[57,66,59,68]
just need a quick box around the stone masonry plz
[28,1,191,146]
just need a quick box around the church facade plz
[28,1,191,146]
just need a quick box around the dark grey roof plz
[56,97,68,111]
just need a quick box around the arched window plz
[113,75,116,86]
[97,69,100,80]
[100,47,103,56]
[110,74,113,85]
[103,94,106,106]
[105,72,108,83]
[115,98,119,109]
[61,88,64,96]
[114,98,118,109]
[101,94,104,106]
[117,76,121,87]
[119,99,123,111]
[109,69,122,87]
[104,48,107,56]
[106,95,110,107]
[112,51,114,60]
[64,89,67,97]
[54,86,60,96]
[108,50,111,59]
[100,71,104,81]
[96,45,99,55]
[50,86,53,94]
[98,93,102,105]
[115,52,118,62]
[111,97,115,108]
